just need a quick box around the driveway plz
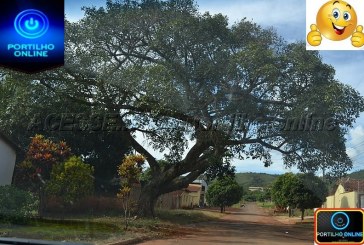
[139,203,313,245]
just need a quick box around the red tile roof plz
[340,179,364,192]
[184,184,201,192]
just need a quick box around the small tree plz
[206,177,243,213]
[46,156,94,205]
[257,188,271,203]
[244,190,259,202]
[271,173,300,216]
[295,173,328,220]
[117,154,145,229]
[271,173,327,220]
[13,134,72,216]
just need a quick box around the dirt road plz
[139,203,313,245]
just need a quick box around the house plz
[155,176,209,210]
[323,179,364,208]
[156,190,184,209]
[192,179,208,206]
[249,186,264,192]
[0,132,17,186]
[181,183,202,208]
[156,183,204,209]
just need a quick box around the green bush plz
[0,185,38,223]
[46,156,94,204]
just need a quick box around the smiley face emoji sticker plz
[307,0,364,47]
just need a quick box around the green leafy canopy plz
[1,0,363,216]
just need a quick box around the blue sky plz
[64,0,364,174]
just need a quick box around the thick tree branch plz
[256,139,296,155]
[119,125,160,173]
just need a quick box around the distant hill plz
[233,170,364,192]
[348,170,364,179]
[235,172,280,190]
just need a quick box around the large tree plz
[2,0,364,216]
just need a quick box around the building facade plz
[156,183,205,209]
[323,179,364,208]
[0,133,17,186]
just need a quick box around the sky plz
[64,0,364,174]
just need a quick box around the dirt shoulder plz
[256,204,314,225]
[139,203,313,245]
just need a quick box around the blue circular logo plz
[331,212,350,230]
[14,9,49,39]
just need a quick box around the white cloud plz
[198,0,303,26]
[321,53,364,95]
[347,125,364,171]
[232,151,300,174]
[233,158,299,174]
[349,125,364,146]
[347,147,358,159]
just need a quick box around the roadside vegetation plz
[0,208,223,243]
[271,173,327,220]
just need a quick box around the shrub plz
[0,185,39,223]
[45,156,94,204]
[13,134,72,191]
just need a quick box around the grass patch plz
[0,209,223,243]
[92,208,223,229]
[256,202,314,218]
[287,208,314,218]
[0,219,123,242]
[257,202,275,208]
[155,209,224,225]
[304,209,314,216]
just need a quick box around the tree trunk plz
[301,208,305,221]
[137,183,159,217]
[38,187,45,218]
[136,161,208,217]
[124,208,128,229]
[220,205,224,213]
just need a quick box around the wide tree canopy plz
[1,0,363,216]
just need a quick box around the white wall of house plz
[0,137,16,186]
[323,184,359,208]
[193,179,208,205]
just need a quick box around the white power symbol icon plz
[24,17,39,30]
